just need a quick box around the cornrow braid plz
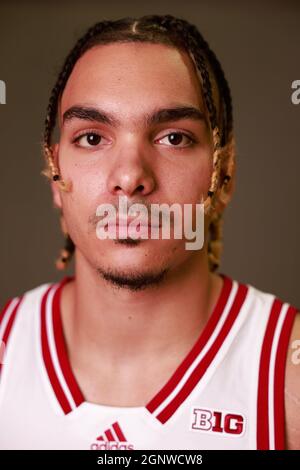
[42,14,236,272]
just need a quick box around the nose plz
[107,145,156,197]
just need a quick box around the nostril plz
[113,183,146,195]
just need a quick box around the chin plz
[86,237,188,276]
[95,261,169,291]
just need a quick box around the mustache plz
[88,199,176,229]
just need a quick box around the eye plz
[157,132,195,149]
[72,132,105,148]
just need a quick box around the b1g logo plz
[191,407,246,437]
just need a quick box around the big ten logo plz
[191,407,245,437]
[291,80,300,105]
[0,80,6,104]
[291,339,300,365]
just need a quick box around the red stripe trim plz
[0,297,23,374]
[1,297,23,345]
[52,276,84,407]
[146,274,233,415]
[0,298,14,326]
[41,284,73,414]
[155,282,248,424]
[105,429,114,441]
[112,422,127,442]
[257,298,284,450]
[274,305,298,450]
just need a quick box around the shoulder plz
[0,281,54,356]
[233,276,299,450]
[0,281,53,318]
[285,310,300,449]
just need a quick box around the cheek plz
[59,165,107,239]
[190,148,214,198]
[190,160,212,198]
[59,146,107,204]
[163,152,213,204]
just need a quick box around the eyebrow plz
[62,104,207,128]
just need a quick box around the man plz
[0,14,299,450]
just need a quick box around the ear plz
[50,143,62,209]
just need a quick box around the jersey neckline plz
[40,272,248,423]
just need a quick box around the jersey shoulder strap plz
[256,289,298,450]
[0,282,53,381]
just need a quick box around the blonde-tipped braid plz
[203,127,222,216]
[41,143,73,193]
[41,143,74,270]
[205,132,236,271]
[55,232,75,270]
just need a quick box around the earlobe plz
[51,179,63,209]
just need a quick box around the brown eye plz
[168,133,184,145]
[73,132,103,148]
[86,133,101,146]
[158,132,195,149]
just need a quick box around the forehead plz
[60,42,205,121]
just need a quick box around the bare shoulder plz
[285,311,300,450]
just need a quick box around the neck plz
[61,249,223,368]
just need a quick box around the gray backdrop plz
[0,0,299,307]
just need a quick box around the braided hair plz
[42,14,236,271]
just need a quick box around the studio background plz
[0,0,299,307]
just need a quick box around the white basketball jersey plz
[0,274,297,450]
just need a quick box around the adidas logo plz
[90,421,134,450]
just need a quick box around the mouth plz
[96,217,161,242]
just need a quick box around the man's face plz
[52,42,214,286]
